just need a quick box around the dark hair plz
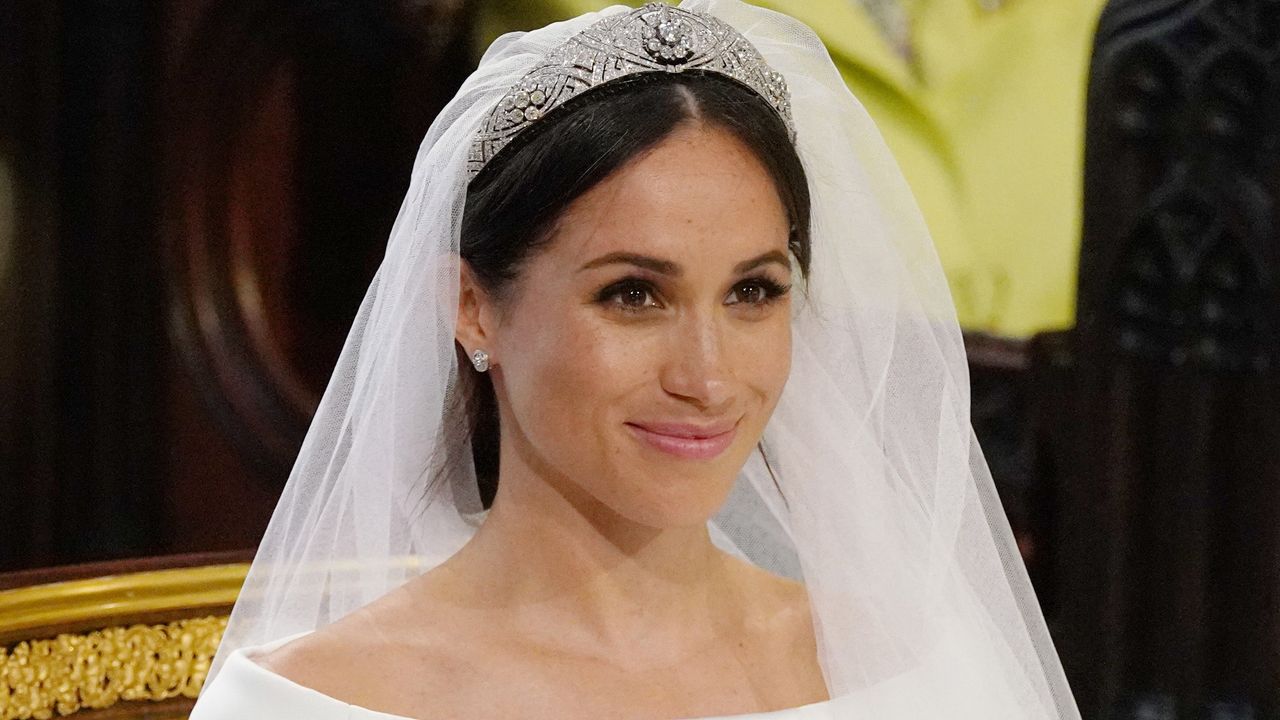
[459,71,811,507]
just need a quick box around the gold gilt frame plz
[0,562,248,720]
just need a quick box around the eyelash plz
[594,276,792,313]
[728,276,792,307]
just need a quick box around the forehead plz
[546,124,790,267]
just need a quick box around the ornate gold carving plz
[0,615,227,719]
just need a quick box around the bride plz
[191,2,1080,719]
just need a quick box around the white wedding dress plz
[191,634,836,720]
[191,626,1023,720]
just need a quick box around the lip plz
[625,420,739,460]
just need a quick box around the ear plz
[455,260,498,366]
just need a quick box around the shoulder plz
[720,553,817,652]
[721,552,811,610]
[714,553,826,700]
[250,587,489,718]
[191,631,369,720]
[254,621,382,703]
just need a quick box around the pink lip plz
[625,420,739,460]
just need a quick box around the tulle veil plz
[200,2,1081,718]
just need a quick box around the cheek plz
[495,305,654,455]
[774,322,793,397]
[767,315,794,386]
[731,312,793,415]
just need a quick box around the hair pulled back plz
[459,71,810,507]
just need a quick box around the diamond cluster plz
[468,2,796,180]
[643,8,696,63]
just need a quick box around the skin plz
[259,122,828,719]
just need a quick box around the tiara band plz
[468,2,796,181]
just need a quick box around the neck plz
[437,436,735,661]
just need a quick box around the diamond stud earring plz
[470,349,490,373]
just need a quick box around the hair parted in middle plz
[454,70,810,508]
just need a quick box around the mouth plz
[624,419,739,461]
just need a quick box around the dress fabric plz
[191,629,1013,720]
[191,635,836,720]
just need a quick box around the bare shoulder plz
[253,587,476,715]
[721,552,811,607]
[254,606,400,706]
[720,553,817,644]
[718,553,827,701]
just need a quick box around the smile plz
[624,420,739,460]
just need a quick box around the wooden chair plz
[0,553,249,719]
[1037,1,1280,717]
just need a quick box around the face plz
[465,123,794,528]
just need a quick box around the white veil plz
[202,2,1080,718]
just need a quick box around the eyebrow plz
[579,252,680,276]
[735,249,791,274]
[578,249,791,276]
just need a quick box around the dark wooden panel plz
[0,0,61,571]
[158,0,474,554]
[0,0,169,570]
[161,0,474,482]
[1048,1,1280,717]
[1,0,474,570]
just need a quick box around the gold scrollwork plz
[0,615,227,719]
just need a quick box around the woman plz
[191,2,1080,719]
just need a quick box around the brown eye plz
[596,278,663,312]
[619,285,653,308]
[732,282,768,305]
[726,277,791,306]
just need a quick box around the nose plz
[659,311,733,411]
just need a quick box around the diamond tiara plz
[468,2,796,181]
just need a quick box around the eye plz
[597,278,663,312]
[726,276,791,306]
